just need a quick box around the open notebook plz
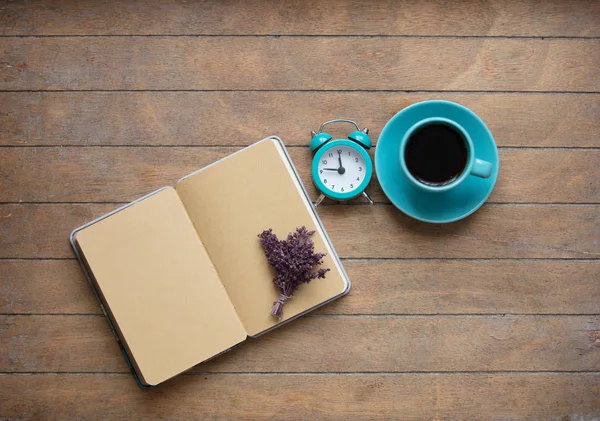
[70,137,350,386]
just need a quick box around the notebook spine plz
[70,229,150,389]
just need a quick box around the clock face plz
[316,144,369,196]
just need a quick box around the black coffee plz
[404,124,468,186]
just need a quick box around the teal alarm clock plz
[310,119,373,206]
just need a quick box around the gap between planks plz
[2,314,599,317]
[0,145,599,149]
[1,257,598,261]
[1,90,600,94]
[1,371,599,376]
[1,35,599,39]
[0,202,597,206]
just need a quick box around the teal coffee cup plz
[399,117,493,193]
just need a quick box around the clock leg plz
[314,193,326,207]
[362,191,374,204]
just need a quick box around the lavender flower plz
[258,226,330,319]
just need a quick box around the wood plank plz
[1,38,599,91]
[2,92,599,147]
[1,147,598,204]
[320,204,600,259]
[2,315,598,373]
[335,260,600,315]
[0,373,598,420]
[2,0,599,37]
[1,204,598,259]
[2,260,599,315]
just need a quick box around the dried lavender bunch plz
[258,226,330,319]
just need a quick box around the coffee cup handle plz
[471,158,493,179]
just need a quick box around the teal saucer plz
[375,100,499,223]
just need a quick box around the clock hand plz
[323,167,346,174]
[336,150,346,175]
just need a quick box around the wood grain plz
[2,0,599,419]
[1,38,599,91]
[1,147,598,203]
[2,315,599,373]
[1,92,599,147]
[1,204,598,259]
[321,204,600,259]
[2,0,599,37]
[334,260,600,315]
[2,259,599,315]
[0,373,598,420]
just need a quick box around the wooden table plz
[1,1,599,419]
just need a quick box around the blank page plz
[74,187,247,385]
[176,139,349,337]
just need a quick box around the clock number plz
[320,170,323,174]
[337,149,342,154]
[348,151,351,156]
[323,179,327,184]
[322,159,327,164]
[350,184,354,188]
[357,177,360,181]
[359,166,362,172]
[341,187,345,192]
[328,152,333,158]
[355,158,359,162]
[331,184,335,190]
